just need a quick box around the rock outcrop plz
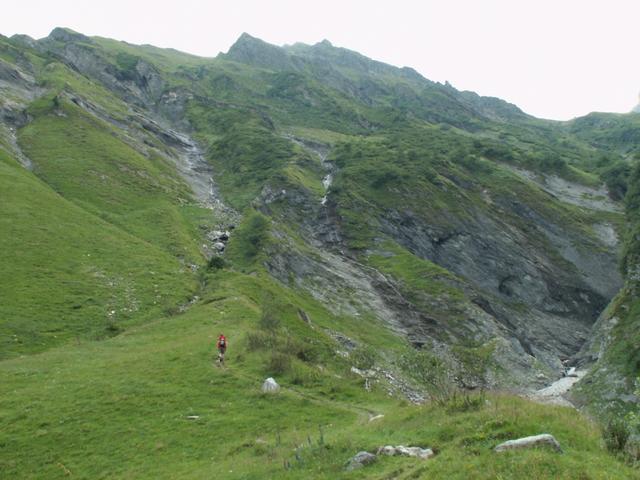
[377,445,435,459]
[345,451,377,471]
[494,434,562,453]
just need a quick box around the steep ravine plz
[261,137,624,392]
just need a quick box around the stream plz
[283,134,334,205]
[528,370,585,408]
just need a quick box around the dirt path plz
[283,134,335,205]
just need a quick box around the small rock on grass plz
[494,434,562,453]
[345,451,377,471]
[377,445,434,459]
[262,377,280,393]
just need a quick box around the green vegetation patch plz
[0,149,196,358]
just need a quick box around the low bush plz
[268,352,292,376]
[602,418,630,454]
[246,331,275,350]
[207,256,226,270]
[351,345,376,370]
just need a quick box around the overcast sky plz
[2,0,638,120]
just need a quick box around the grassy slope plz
[0,49,212,357]
[1,266,637,479]
[568,112,640,155]
[19,96,204,262]
[0,147,197,358]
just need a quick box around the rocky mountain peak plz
[46,27,91,44]
[225,32,293,70]
[10,34,37,49]
[314,39,333,48]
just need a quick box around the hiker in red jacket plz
[216,333,227,366]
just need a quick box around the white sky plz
[2,0,639,120]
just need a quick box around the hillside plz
[0,28,638,478]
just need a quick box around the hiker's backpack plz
[219,337,226,347]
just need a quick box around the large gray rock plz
[494,434,562,453]
[345,451,377,471]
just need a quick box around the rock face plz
[261,377,280,393]
[38,29,165,109]
[225,33,296,71]
[262,165,622,387]
[494,434,562,453]
[345,451,377,471]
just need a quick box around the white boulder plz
[261,377,280,393]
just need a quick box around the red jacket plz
[217,336,227,349]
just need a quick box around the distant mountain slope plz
[1,27,639,479]
[0,144,196,357]
[0,27,635,405]
[568,112,640,154]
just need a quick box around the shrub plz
[445,390,485,413]
[259,309,281,332]
[284,336,317,363]
[115,52,140,81]
[268,352,292,375]
[103,320,123,338]
[452,344,493,392]
[351,345,376,370]
[600,160,631,201]
[399,350,457,406]
[207,256,225,270]
[246,331,274,350]
[228,211,270,265]
[603,418,630,454]
[290,362,321,386]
